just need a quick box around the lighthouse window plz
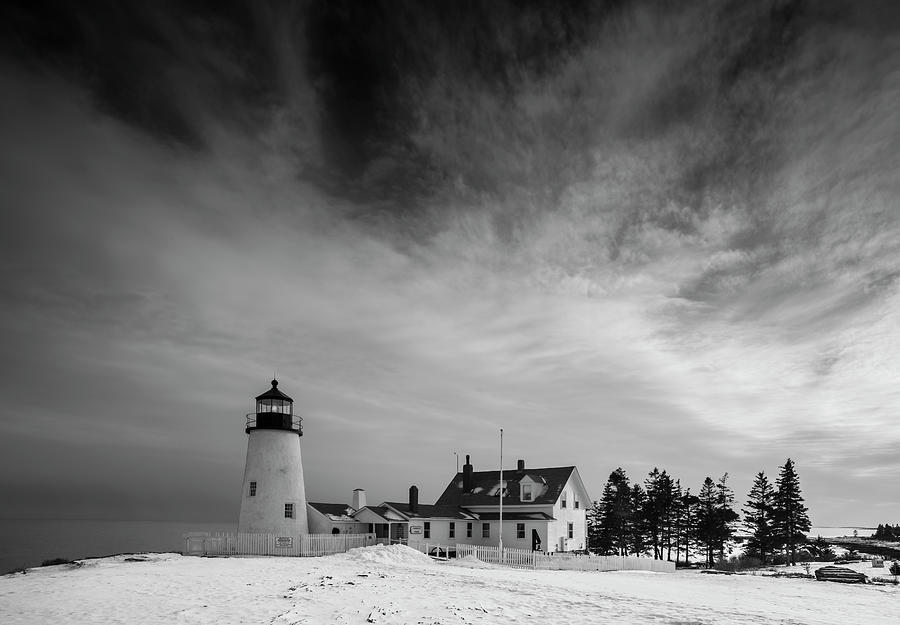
[284,503,294,519]
[249,481,257,496]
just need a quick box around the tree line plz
[873,524,900,541]
[587,458,811,566]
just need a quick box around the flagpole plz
[499,428,503,555]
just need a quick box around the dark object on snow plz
[814,566,867,583]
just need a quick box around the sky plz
[0,0,898,527]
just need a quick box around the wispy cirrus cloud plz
[0,1,898,525]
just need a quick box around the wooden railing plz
[184,532,376,557]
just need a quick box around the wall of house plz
[547,476,588,552]
[407,518,550,552]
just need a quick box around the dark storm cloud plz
[1,0,899,525]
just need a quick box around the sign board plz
[275,536,294,548]
[409,526,422,535]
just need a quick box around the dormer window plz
[521,484,533,501]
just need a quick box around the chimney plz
[409,485,419,514]
[352,488,366,511]
[462,454,474,492]
[517,459,525,472]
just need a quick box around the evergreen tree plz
[667,480,684,564]
[809,535,835,561]
[642,468,679,561]
[586,499,603,553]
[742,471,776,563]
[772,458,811,565]
[678,488,699,566]
[714,473,740,563]
[696,477,718,567]
[629,483,648,556]
[593,468,632,555]
[659,471,678,561]
[643,468,663,559]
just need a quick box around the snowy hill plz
[1,546,896,625]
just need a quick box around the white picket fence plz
[184,532,376,558]
[455,544,538,569]
[535,553,675,573]
[449,543,674,572]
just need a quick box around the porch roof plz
[383,502,479,520]
[353,505,407,524]
[308,502,357,521]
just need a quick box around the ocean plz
[0,519,236,573]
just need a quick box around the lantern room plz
[246,379,302,435]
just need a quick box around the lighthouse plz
[238,379,309,536]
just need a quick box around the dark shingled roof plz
[255,379,293,402]
[435,466,576,507]
[384,502,478,520]
[308,502,356,519]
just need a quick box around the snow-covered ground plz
[1,545,896,625]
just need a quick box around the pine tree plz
[586,500,603,553]
[714,473,739,563]
[678,488,699,566]
[593,468,632,555]
[742,471,776,564]
[667,480,684,565]
[629,483,647,556]
[641,468,679,561]
[772,458,811,565]
[696,477,718,567]
[659,471,678,562]
[643,468,663,560]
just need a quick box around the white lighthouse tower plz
[238,379,309,536]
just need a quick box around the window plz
[517,523,525,539]
[449,522,455,539]
[567,522,574,539]
[466,522,473,538]
[424,522,431,539]
[561,493,567,508]
[249,481,257,496]
[482,523,490,538]
[575,500,579,509]
[368,523,374,533]
[284,503,294,519]
[521,484,532,501]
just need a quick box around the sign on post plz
[275,536,294,548]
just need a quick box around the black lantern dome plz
[246,379,302,435]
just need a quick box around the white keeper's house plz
[311,455,590,554]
